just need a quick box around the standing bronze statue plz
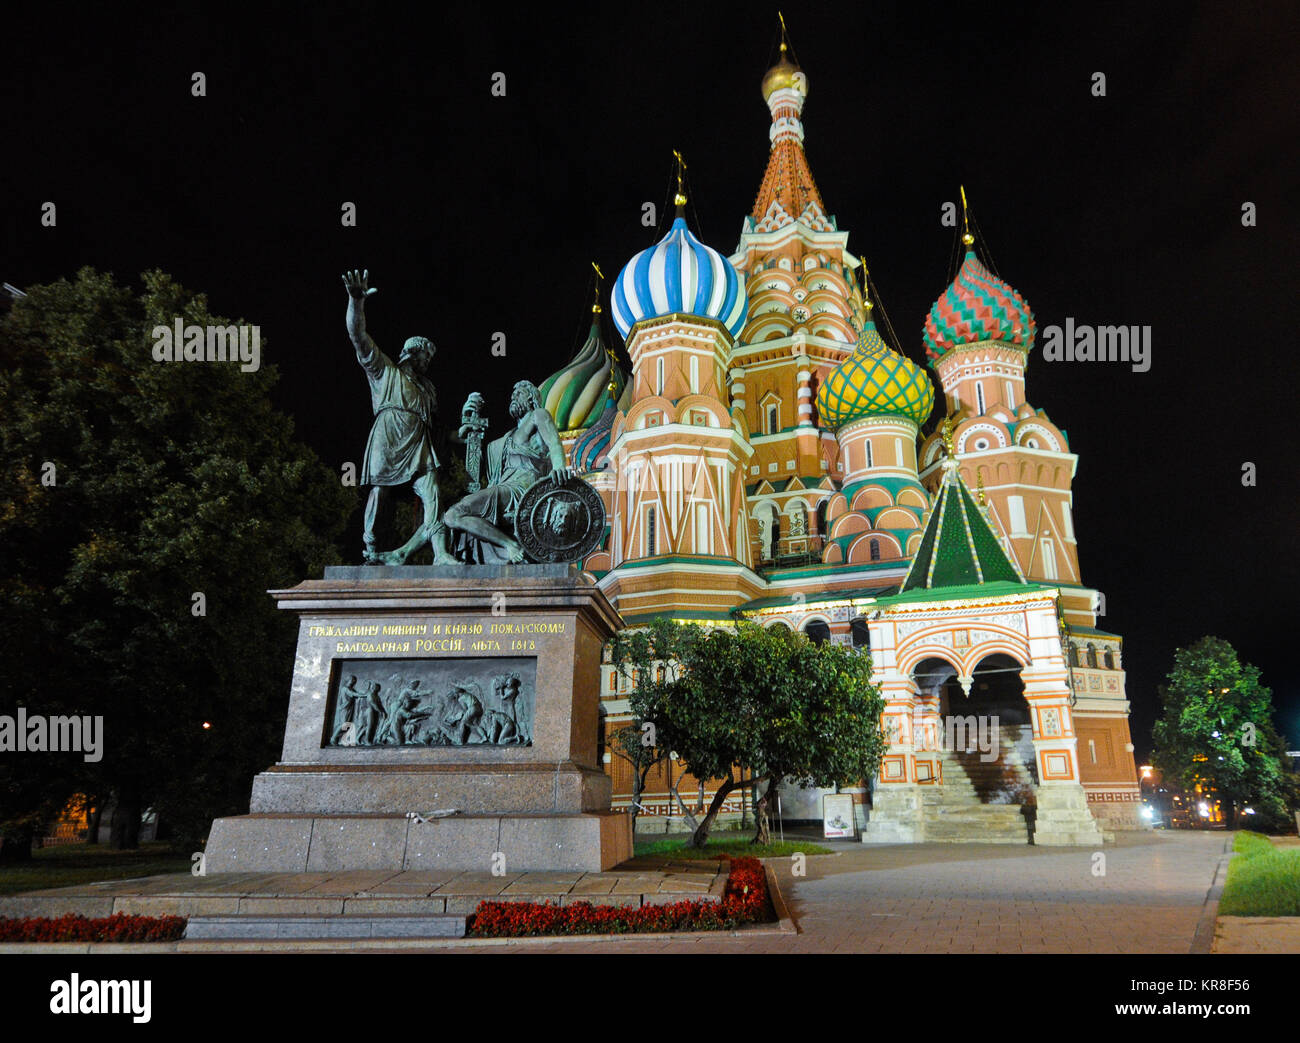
[342,269,452,564]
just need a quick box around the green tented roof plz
[899,463,1025,592]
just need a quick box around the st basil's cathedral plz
[536,29,1141,843]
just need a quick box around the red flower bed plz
[0,913,187,943]
[469,855,771,937]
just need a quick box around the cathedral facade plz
[538,38,1142,843]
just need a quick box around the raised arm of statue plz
[342,269,382,374]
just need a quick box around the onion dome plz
[922,251,1036,362]
[571,385,618,474]
[540,314,628,432]
[761,41,805,102]
[816,321,935,429]
[611,216,748,341]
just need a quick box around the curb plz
[1194,832,1234,954]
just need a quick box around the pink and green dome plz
[816,321,934,429]
[922,250,1036,362]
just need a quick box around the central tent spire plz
[750,15,826,230]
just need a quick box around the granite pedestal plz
[207,564,633,873]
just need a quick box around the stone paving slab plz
[185,914,466,940]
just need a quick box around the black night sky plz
[5,2,1299,758]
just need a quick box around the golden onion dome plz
[761,42,805,102]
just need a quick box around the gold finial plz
[940,413,959,470]
[976,472,987,506]
[591,261,604,314]
[959,184,974,246]
[859,262,873,311]
[672,150,688,208]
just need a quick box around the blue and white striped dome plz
[612,217,748,341]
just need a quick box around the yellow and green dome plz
[816,321,934,429]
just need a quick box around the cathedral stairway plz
[921,725,1037,843]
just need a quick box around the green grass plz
[634,835,832,860]
[1218,831,1300,917]
[0,843,192,897]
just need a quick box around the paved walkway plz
[460,830,1231,954]
[0,831,1243,954]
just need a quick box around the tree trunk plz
[754,777,779,845]
[630,769,649,835]
[669,767,701,839]
[0,825,35,864]
[109,787,142,850]
[1223,802,1237,831]
[86,804,102,845]
[688,777,737,849]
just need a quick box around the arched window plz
[1103,648,1115,670]
[1086,644,1098,669]
[1070,644,1080,668]
[869,539,881,561]
[850,618,870,649]
[766,403,779,434]
[815,499,828,538]
[804,620,830,645]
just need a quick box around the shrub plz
[0,912,187,942]
[469,856,771,937]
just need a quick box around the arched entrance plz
[909,653,1037,842]
[937,653,1038,805]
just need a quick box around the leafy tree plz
[1152,636,1298,831]
[612,619,885,848]
[0,268,354,853]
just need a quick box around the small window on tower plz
[1104,649,1115,670]
[869,539,880,561]
[976,382,986,414]
[645,507,657,557]
[1040,538,1058,580]
[766,404,779,434]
